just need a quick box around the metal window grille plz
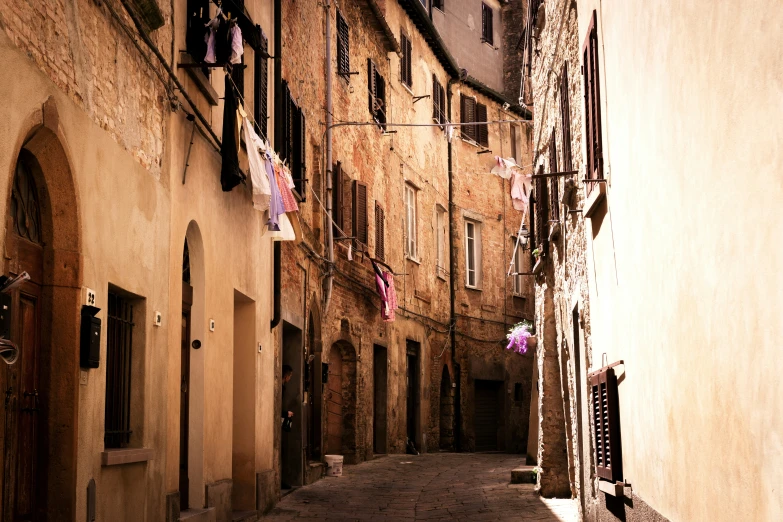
[105,292,134,448]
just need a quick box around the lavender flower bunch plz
[506,321,533,354]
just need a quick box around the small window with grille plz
[105,290,140,449]
[590,366,623,482]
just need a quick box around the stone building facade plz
[0,0,535,520]
[527,0,783,521]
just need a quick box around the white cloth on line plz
[229,24,244,64]
[242,118,272,212]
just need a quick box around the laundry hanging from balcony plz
[490,156,532,214]
[200,8,244,65]
[372,260,398,322]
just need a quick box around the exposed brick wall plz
[0,0,171,176]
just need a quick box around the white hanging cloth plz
[242,117,272,212]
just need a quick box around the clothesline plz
[226,72,268,142]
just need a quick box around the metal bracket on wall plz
[412,95,430,104]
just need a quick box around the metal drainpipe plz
[323,0,335,315]
[447,78,460,452]
[271,0,282,329]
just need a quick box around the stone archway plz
[324,341,357,463]
[2,102,82,521]
[439,365,455,451]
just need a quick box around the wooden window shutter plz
[332,162,343,235]
[432,75,439,121]
[297,109,306,200]
[279,81,290,161]
[368,58,377,115]
[476,103,488,147]
[337,11,350,76]
[254,30,269,138]
[353,181,368,245]
[376,73,386,128]
[591,367,623,482]
[461,95,477,142]
[583,11,603,193]
[560,61,572,171]
[481,3,493,45]
[401,34,412,87]
[534,166,548,246]
[548,128,559,221]
[375,203,385,261]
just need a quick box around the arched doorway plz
[180,239,192,509]
[324,341,357,462]
[439,365,454,451]
[2,117,81,521]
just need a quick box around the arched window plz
[182,239,191,284]
[10,152,42,244]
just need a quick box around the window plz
[432,76,446,126]
[559,62,573,171]
[510,125,519,164]
[404,184,418,259]
[436,206,447,278]
[548,128,560,222]
[465,220,482,288]
[433,0,444,11]
[590,366,623,482]
[337,11,350,77]
[368,59,387,128]
[332,162,344,236]
[105,291,135,448]
[186,0,211,62]
[583,11,603,193]
[280,81,307,200]
[400,33,413,88]
[460,94,487,146]
[375,202,385,261]
[352,180,368,246]
[481,3,494,46]
[254,31,269,138]
[512,237,524,295]
[533,166,548,247]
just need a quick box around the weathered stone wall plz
[502,0,527,103]
[529,0,597,517]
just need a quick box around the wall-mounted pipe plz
[323,0,335,315]
[271,0,282,329]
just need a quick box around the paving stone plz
[262,454,576,521]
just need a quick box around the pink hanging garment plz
[383,272,397,322]
[229,24,244,64]
[275,164,299,212]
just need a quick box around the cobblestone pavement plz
[263,453,577,521]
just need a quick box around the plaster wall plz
[571,1,783,521]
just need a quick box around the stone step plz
[179,507,215,522]
[510,466,537,484]
[232,510,258,522]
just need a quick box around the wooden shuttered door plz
[476,103,488,147]
[548,128,559,221]
[460,94,477,142]
[353,180,368,245]
[332,162,344,235]
[559,62,572,172]
[337,11,350,76]
[583,11,603,193]
[375,202,385,261]
[254,31,269,139]
[590,367,623,482]
[401,34,412,87]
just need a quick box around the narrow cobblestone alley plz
[263,454,577,521]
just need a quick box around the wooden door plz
[325,350,343,455]
[372,346,387,454]
[180,283,192,510]
[474,380,501,451]
[3,154,44,522]
[406,341,419,446]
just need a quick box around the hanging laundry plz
[511,170,532,213]
[242,118,272,211]
[204,15,220,63]
[274,163,299,213]
[373,267,389,317]
[490,156,518,180]
[264,150,285,230]
[215,19,233,65]
[268,212,296,242]
[382,272,397,322]
[347,243,353,261]
[221,76,244,192]
[229,23,244,64]
[286,211,302,243]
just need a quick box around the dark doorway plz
[180,240,192,509]
[373,345,388,454]
[439,366,454,450]
[474,380,502,451]
[281,322,303,489]
[305,310,323,462]
[3,152,44,521]
[573,305,586,513]
[406,340,420,448]
[454,364,462,451]
[325,341,357,461]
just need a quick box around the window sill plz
[583,181,606,218]
[406,255,421,265]
[178,53,219,106]
[460,136,479,147]
[101,447,154,467]
[481,40,496,50]
[598,479,631,498]
[401,82,414,96]
[465,285,482,292]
